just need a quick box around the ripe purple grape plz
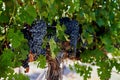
[60,17,80,55]
[29,20,47,55]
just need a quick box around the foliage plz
[70,62,92,80]
[9,73,29,80]
[37,55,46,69]
[49,38,60,58]
[0,0,120,80]
[0,49,14,77]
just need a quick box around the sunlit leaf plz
[37,55,46,69]
[56,24,69,41]
[49,38,60,58]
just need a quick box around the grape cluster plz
[29,20,47,56]
[21,20,47,69]
[60,17,80,54]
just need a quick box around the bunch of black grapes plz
[29,20,47,56]
[60,17,80,55]
[21,20,47,69]
[21,17,80,68]
[22,20,47,55]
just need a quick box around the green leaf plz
[19,10,33,25]
[69,4,75,13]
[41,11,48,17]
[74,0,80,11]
[25,5,37,19]
[87,35,93,44]
[0,35,5,41]
[96,18,105,27]
[0,11,2,15]
[105,45,115,53]
[19,5,37,24]
[114,61,120,73]
[74,63,92,80]
[49,38,60,58]
[109,12,114,21]
[90,12,96,21]
[0,11,10,23]
[56,24,69,41]
[10,73,29,80]
[117,22,120,28]
[0,0,2,3]
[97,60,112,80]
[7,29,25,48]
[101,35,112,45]
[85,0,93,7]
[82,26,94,44]
[50,0,54,4]
[81,49,105,63]
[0,49,14,77]
[37,55,46,69]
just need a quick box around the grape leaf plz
[96,18,105,27]
[37,55,46,69]
[85,0,93,7]
[49,38,60,58]
[0,49,14,77]
[56,24,69,41]
[25,5,37,19]
[0,0,2,3]
[7,29,25,48]
[0,35,5,41]
[9,73,29,80]
[19,5,37,24]
[0,11,10,23]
